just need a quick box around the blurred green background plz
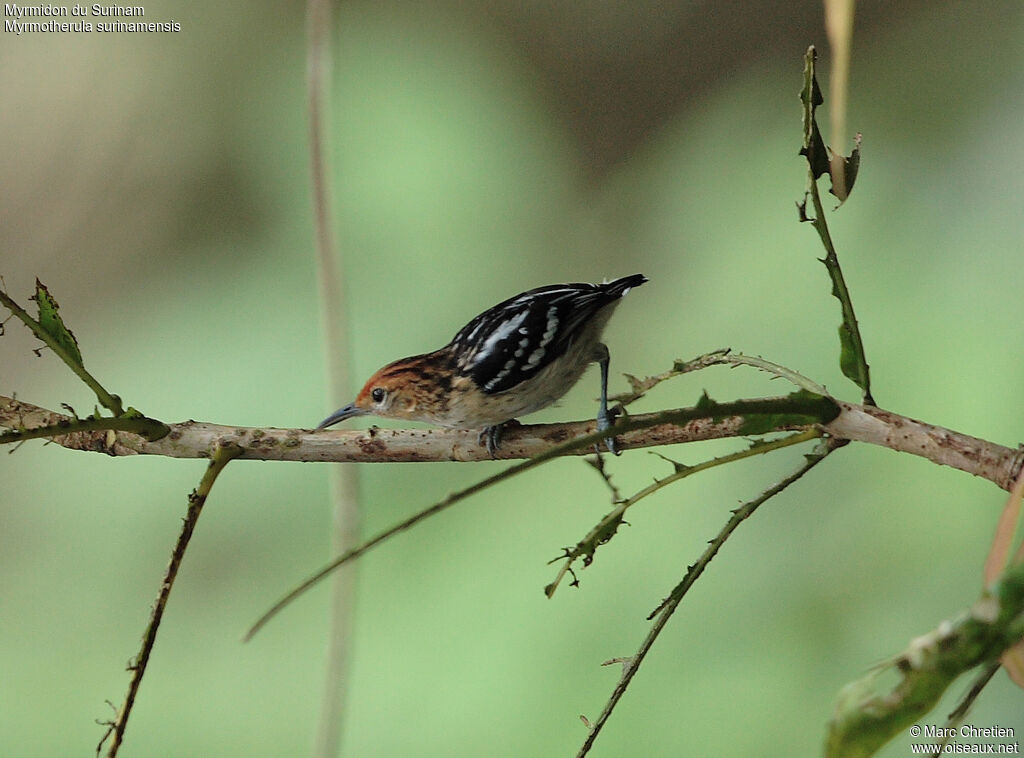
[2,1,1023,756]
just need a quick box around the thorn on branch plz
[568,566,580,588]
[647,597,670,621]
[601,656,636,680]
[547,547,573,565]
[796,195,813,223]
[94,701,118,757]
[648,450,690,474]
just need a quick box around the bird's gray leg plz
[594,343,619,455]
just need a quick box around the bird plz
[316,274,648,455]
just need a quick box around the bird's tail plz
[602,273,648,298]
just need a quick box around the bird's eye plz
[371,387,386,403]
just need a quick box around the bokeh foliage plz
[2,2,1023,756]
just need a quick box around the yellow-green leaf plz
[32,279,84,368]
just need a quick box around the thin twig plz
[721,352,830,395]
[613,349,828,407]
[576,438,836,757]
[244,395,841,639]
[96,441,243,757]
[929,662,1001,757]
[955,666,1003,719]
[244,422,633,641]
[546,429,822,597]
[584,453,622,502]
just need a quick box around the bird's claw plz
[480,423,509,458]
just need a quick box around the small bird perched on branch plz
[317,274,648,455]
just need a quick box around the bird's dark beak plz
[316,403,366,430]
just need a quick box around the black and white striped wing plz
[450,275,645,394]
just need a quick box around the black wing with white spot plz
[449,274,647,394]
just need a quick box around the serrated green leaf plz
[32,279,84,368]
[838,323,862,388]
[799,46,831,180]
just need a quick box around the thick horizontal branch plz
[827,402,1023,491]
[0,394,767,462]
[2,394,1022,490]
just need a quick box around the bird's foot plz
[479,420,520,458]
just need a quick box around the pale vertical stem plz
[823,0,855,196]
[306,1,362,757]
